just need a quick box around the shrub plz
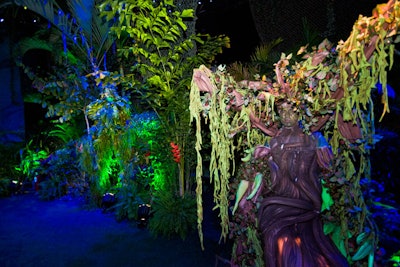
[148,191,197,240]
[37,142,87,200]
[113,180,143,222]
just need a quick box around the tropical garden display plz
[0,0,399,266]
[1,0,229,239]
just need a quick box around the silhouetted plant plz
[148,191,197,240]
[364,128,400,265]
[113,180,142,221]
[362,177,400,266]
[38,175,67,200]
[48,118,85,146]
[226,38,282,83]
[0,178,11,197]
[0,144,21,196]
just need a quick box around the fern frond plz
[250,38,283,63]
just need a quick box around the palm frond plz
[68,0,114,64]
[227,61,259,81]
[49,122,83,144]
[14,36,53,56]
[0,1,14,9]
[13,0,114,69]
[14,0,60,25]
[68,0,94,36]
[250,38,283,63]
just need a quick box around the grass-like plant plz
[148,191,197,240]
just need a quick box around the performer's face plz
[279,104,298,127]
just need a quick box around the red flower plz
[170,142,181,163]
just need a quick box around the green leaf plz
[176,20,187,31]
[149,54,162,65]
[148,75,163,87]
[321,183,334,211]
[181,9,194,18]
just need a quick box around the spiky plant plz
[148,191,197,240]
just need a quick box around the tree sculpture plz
[190,0,399,266]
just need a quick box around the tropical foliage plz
[11,0,116,133]
[6,0,229,240]
[16,140,49,181]
[99,0,229,197]
[36,145,82,200]
[148,191,197,240]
